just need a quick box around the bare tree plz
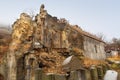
[96,32,106,41]
[112,38,120,46]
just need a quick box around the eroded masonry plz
[1,4,107,80]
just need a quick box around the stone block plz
[54,74,66,80]
[68,71,79,80]
[90,66,98,80]
[97,66,104,80]
[79,69,92,80]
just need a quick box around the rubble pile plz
[34,50,66,74]
[71,47,84,59]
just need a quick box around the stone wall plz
[24,4,106,60]
[83,36,106,59]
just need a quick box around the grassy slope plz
[0,26,11,63]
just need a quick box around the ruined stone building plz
[0,4,106,80]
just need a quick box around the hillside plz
[0,26,11,63]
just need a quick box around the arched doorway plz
[0,74,4,80]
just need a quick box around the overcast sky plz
[0,0,120,41]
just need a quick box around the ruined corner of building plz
[0,4,108,80]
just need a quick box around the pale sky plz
[0,0,120,41]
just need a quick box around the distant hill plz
[0,27,11,39]
[0,24,11,37]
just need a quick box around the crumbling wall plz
[34,6,69,49]
[5,4,107,80]
[66,25,84,51]
[7,13,35,80]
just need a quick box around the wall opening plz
[95,45,97,53]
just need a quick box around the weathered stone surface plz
[42,73,55,80]
[85,69,92,80]
[54,74,66,80]
[97,66,104,80]
[68,71,79,80]
[90,66,98,80]
[35,69,43,80]
[62,56,83,72]
[79,69,92,80]
[83,36,106,60]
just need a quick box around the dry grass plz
[107,56,120,61]
[83,57,107,68]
